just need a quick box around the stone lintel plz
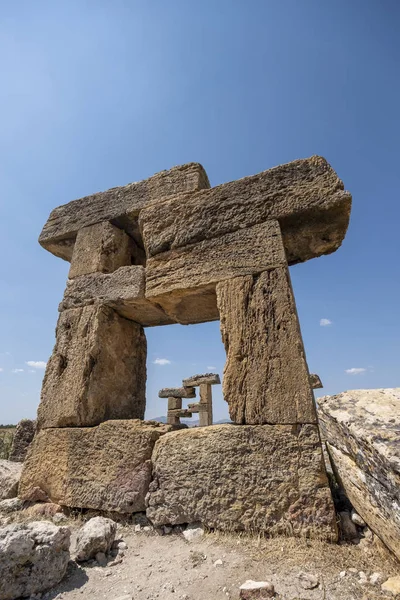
[39,163,210,261]
[60,266,173,327]
[183,373,221,387]
[140,155,351,265]
[158,387,195,398]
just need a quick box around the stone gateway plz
[20,156,351,539]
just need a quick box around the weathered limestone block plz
[0,521,71,600]
[40,163,210,261]
[158,387,195,398]
[0,460,22,499]
[60,266,173,327]
[183,373,221,386]
[146,424,337,540]
[146,283,219,325]
[145,220,286,300]
[8,419,36,463]
[140,156,351,264]
[69,221,132,278]
[19,420,174,513]
[37,305,146,428]
[317,388,400,561]
[217,270,316,424]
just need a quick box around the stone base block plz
[146,424,337,540]
[19,420,174,513]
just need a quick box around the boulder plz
[19,420,175,513]
[0,460,22,500]
[39,163,210,261]
[318,388,400,560]
[0,498,23,514]
[37,305,147,428]
[239,581,275,599]
[0,521,70,600]
[75,516,116,561]
[146,424,337,540]
[139,155,351,265]
[8,419,36,463]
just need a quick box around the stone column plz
[199,383,213,427]
[37,221,147,429]
[216,233,316,425]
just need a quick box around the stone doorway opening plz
[145,321,229,426]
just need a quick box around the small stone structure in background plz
[9,419,36,463]
[159,373,220,426]
[20,156,352,539]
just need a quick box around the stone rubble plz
[75,517,117,562]
[0,460,22,500]
[8,419,36,463]
[239,580,275,599]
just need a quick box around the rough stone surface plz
[310,373,323,389]
[0,460,22,500]
[75,516,117,561]
[8,419,36,463]
[0,520,70,600]
[146,424,337,540]
[19,420,175,513]
[318,388,400,560]
[139,156,351,264]
[39,163,210,261]
[145,220,286,300]
[69,222,132,279]
[37,305,147,428]
[0,498,23,514]
[158,387,195,398]
[217,269,316,424]
[382,576,400,595]
[60,266,173,327]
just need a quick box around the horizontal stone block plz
[69,222,132,279]
[146,283,219,325]
[182,373,221,387]
[318,388,400,560]
[158,387,195,398]
[37,305,147,428]
[19,420,174,513]
[145,220,286,299]
[146,424,337,540]
[60,266,173,327]
[39,163,210,261]
[140,155,351,265]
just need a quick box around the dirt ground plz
[35,521,400,600]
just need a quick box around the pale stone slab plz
[145,220,286,299]
[317,388,400,560]
[69,222,132,278]
[40,163,210,261]
[140,155,351,264]
[37,305,147,428]
[182,373,221,387]
[19,420,174,513]
[146,424,337,540]
[60,266,173,327]
[158,387,195,398]
[217,269,316,424]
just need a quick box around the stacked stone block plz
[20,156,352,539]
[159,373,220,426]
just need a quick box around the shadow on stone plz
[46,561,89,598]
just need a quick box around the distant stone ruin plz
[20,156,351,539]
[159,373,220,426]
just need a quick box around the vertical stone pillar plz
[37,220,148,429]
[216,260,316,425]
[199,384,213,427]
[167,397,182,425]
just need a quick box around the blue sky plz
[0,0,399,424]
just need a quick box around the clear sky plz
[1,0,399,424]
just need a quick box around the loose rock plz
[0,460,22,500]
[0,498,23,514]
[239,580,275,599]
[351,510,366,527]
[75,516,117,562]
[298,571,319,589]
[0,521,70,600]
[382,576,400,595]
[183,524,205,542]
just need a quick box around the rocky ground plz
[10,517,399,600]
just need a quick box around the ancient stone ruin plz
[20,156,351,539]
[159,373,220,426]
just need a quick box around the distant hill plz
[149,416,231,427]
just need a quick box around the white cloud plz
[153,358,171,366]
[320,318,332,327]
[207,366,216,370]
[345,368,367,375]
[12,368,24,373]
[26,361,47,369]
